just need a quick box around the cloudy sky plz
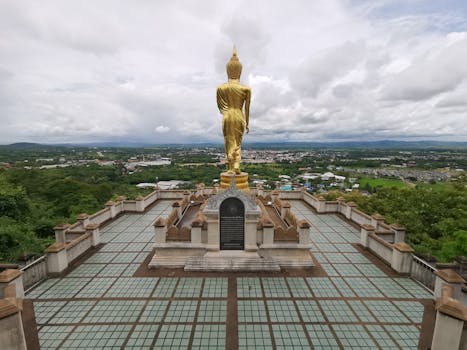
[1,0,467,144]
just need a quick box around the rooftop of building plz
[27,199,434,349]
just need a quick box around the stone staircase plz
[272,256,314,268]
[184,254,281,272]
[149,251,313,271]
[148,255,188,268]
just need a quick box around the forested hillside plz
[1,164,466,263]
[324,176,467,262]
[0,165,150,261]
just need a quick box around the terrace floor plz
[27,199,434,349]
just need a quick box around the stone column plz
[203,210,219,251]
[391,242,414,274]
[53,223,70,244]
[431,285,467,350]
[135,196,145,212]
[191,221,202,244]
[434,269,466,300]
[360,224,375,248]
[0,270,24,299]
[85,223,100,247]
[371,214,384,230]
[46,243,68,274]
[0,298,27,350]
[345,202,357,220]
[245,213,258,252]
[153,219,166,245]
[298,220,311,245]
[105,201,116,218]
[262,220,274,246]
[391,224,406,243]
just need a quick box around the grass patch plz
[359,177,407,189]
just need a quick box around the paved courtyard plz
[27,199,433,349]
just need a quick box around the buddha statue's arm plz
[216,87,227,113]
[244,88,251,133]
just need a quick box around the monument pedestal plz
[220,172,248,190]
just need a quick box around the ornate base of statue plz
[220,172,249,190]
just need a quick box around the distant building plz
[136,183,157,189]
[156,180,187,190]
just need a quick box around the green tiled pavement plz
[271,324,310,349]
[192,324,226,349]
[238,300,268,323]
[60,324,132,349]
[306,324,339,349]
[153,324,192,349]
[238,324,273,350]
[29,199,431,349]
[83,300,145,323]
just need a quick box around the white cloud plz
[0,0,466,144]
[155,125,170,133]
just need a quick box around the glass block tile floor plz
[28,199,433,349]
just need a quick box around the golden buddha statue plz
[217,47,251,175]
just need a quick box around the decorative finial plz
[233,45,237,57]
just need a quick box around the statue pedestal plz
[220,172,249,190]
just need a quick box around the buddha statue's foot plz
[234,168,241,174]
[227,169,234,174]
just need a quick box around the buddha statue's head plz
[226,46,242,80]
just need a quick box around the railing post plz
[345,202,357,219]
[153,218,166,244]
[316,196,326,213]
[105,201,116,218]
[0,297,27,349]
[85,223,100,247]
[135,196,145,212]
[371,214,384,230]
[360,224,375,248]
[0,269,24,298]
[298,220,311,245]
[434,269,465,300]
[391,224,406,243]
[53,223,70,244]
[391,243,414,274]
[77,213,90,228]
[45,243,68,274]
[431,285,467,350]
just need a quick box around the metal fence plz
[410,254,437,291]
[20,255,47,292]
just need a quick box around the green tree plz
[0,176,30,219]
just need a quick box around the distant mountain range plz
[1,140,467,150]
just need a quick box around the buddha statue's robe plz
[216,80,251,173]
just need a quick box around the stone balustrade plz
[46,189,172,274]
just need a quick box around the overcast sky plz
[1,0,467,144]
